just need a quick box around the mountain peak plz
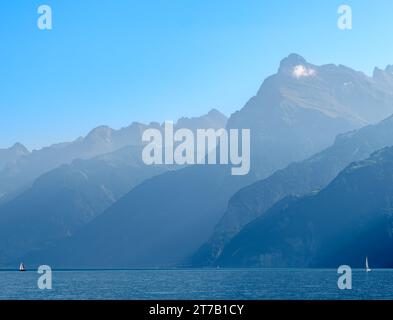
[175,109,227,130]
[206,108,227,121]
[373,66,393,83]
[88,125,113,134]
[86,126,114,142]
[386,65,393,74]
[279,54,307,70]
[277,54,317,79]
[10,142,29,154]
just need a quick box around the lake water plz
[0,269,392,300]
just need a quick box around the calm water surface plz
[0,269,392,300]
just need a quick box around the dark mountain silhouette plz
[191,114,393,266]
[217,147,393,268]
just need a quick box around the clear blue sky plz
[1,0,392,150]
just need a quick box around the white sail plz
[366,257,371,272]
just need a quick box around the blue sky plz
[1,0,392,149]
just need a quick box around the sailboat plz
[19,263,25,272]
[365,257,371,272]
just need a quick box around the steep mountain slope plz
[191,114,393,266]
[217,147,393,268]
[228,54,393,179]
[0,143,30,203]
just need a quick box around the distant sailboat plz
[366,257,371,272]
[19,263,25,272]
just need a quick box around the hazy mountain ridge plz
[0,110,227,203]
[0,143,29,170]
[190,114,393,266]
[0,122,151,203]
[0,110,227,265]
[0,146,167,264]
[228,54,393,179]
[373,65,393,89]
[217,146,393,268]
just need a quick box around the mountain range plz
[0,110,227,265]
[217,146,393,268]
[227,54,393,179]
[0,109,227,203]
[5,54,393,268]
[0,146,166,263]
[191,113,393,266]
